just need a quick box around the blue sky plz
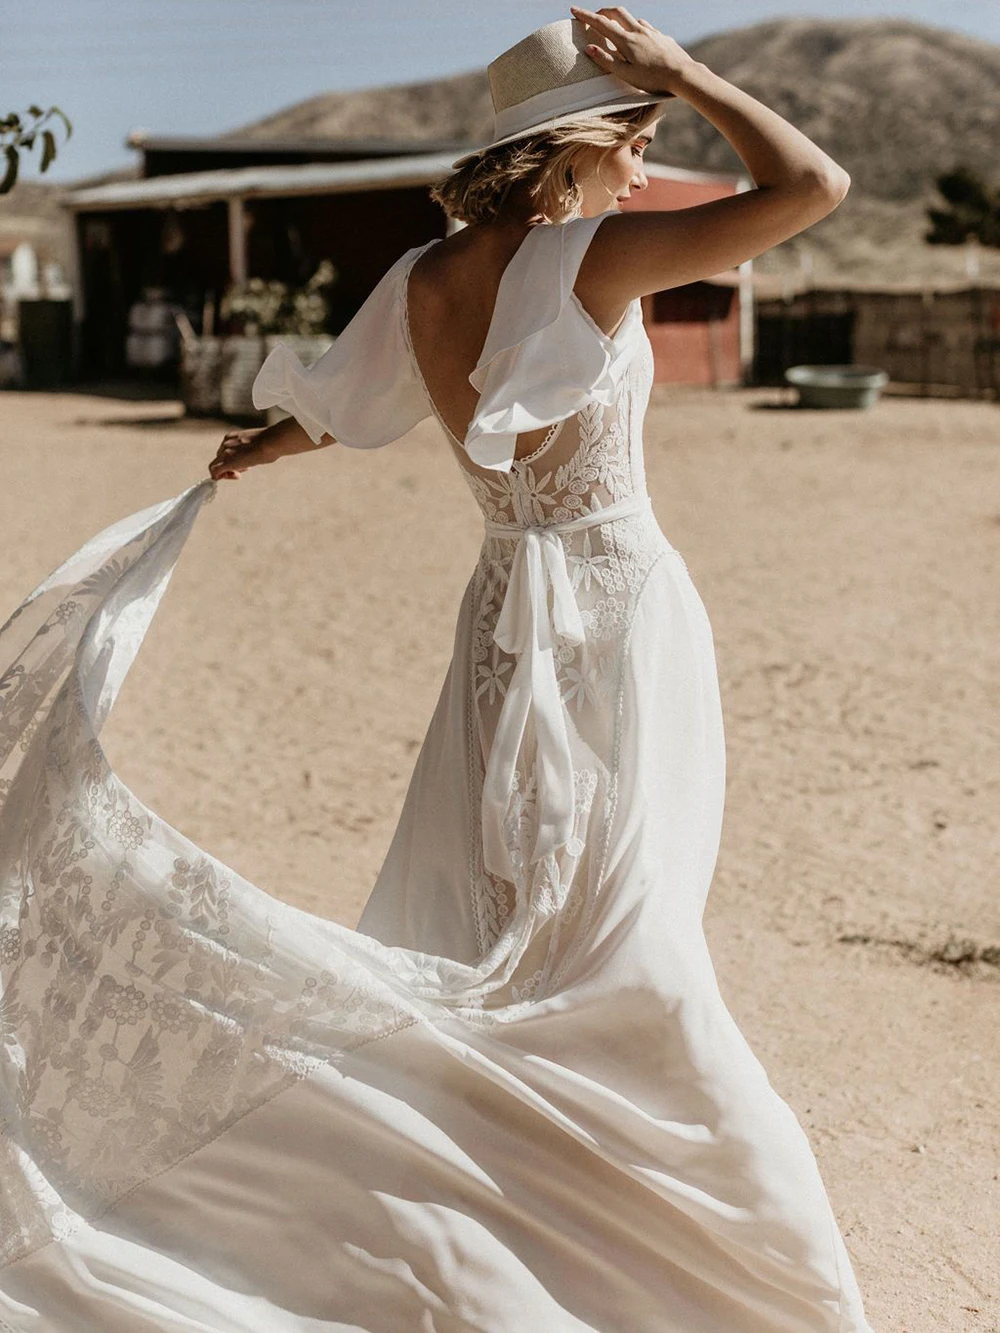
[3,0,998,185]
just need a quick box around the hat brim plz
[449,94,668,171]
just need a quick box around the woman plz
[0,9,875,1331]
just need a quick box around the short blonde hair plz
[430,104,661,226]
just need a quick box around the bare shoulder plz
[408,228,522,315]
[574,173,849,327]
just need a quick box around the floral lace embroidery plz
[461,337,671,987]
[0,685,425,1264]
[0,491,428,1267]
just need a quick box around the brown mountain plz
[226,70,495,148]
[229,17,1000,287]
[658,18,1000,286]
[667,18,1000,204]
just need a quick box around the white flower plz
[476,646,513,705]
[107,809,144,851]
[560,664,602,712]
[511,467,557,527]
[567,529,610,592]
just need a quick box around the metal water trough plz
[784,364,888,409]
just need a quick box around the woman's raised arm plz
[570,6,850,309]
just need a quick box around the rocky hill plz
[230,17,1000,288]
[654,18,1000,286]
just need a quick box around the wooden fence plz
[754,286,1000,399]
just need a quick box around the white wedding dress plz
[0,210,875,1331]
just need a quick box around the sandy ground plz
[1,383,997,1332]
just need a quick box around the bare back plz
[405,173,847,472]
[405,222,627,468]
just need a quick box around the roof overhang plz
[61,151,460,212]
[62,151,749,213]
[644,161,746,188]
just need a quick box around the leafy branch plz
[219,260,339,336]
[925,164,1000,248]
[1,106,73,195]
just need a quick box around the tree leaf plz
[0,146,18,195]
[49,106,73,139]
[40,129,56,173]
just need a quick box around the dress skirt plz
[0,481,874,1331]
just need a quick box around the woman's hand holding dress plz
[209,427,279,481]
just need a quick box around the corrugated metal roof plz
[121,132,746,185]
[62,152,746,212]
[62,152,461,211]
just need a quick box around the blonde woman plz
[0,9,874,1331]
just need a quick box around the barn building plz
[61,134,753,391]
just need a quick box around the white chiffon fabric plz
[0,211,876,1331]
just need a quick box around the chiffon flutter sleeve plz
[463,208,643,473]
[251,248,432,449]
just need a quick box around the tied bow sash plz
[481,493,652,885]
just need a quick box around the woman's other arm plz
[208,416,334,481]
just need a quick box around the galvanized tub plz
[785,364,889,409]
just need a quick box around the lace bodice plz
[454,338,653,529]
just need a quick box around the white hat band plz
[493,72,660,140]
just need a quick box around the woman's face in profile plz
[573,132,651,215]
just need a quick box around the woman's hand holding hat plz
[569,6,699,99]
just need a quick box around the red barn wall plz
[623,173,743,386]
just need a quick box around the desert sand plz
[1,382,997,1332]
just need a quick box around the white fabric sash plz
[480,492,652,884]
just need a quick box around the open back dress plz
[0,210,875,1332]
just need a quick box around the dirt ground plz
[1,382,997,1332]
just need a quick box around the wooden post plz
[64,211,86,379]
[920,287,933,397]
[734,176,755,383]
[227,196,247,286]
[707,314,722,389]
[970,282,984,398]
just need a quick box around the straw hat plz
[451,18,667,170]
